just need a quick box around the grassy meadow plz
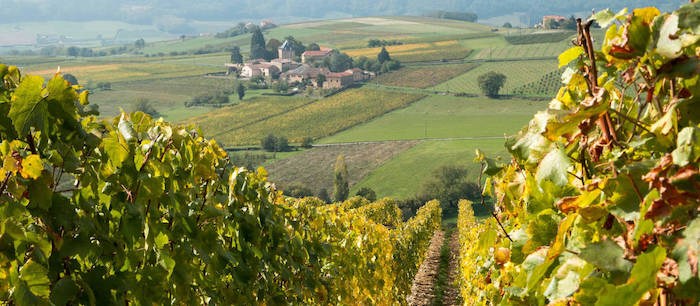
[319,95,546,143]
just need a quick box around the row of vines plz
[457,4,698,305]
[0,61,441,304]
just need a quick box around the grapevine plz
[0,63,442,304]
[459,4,699,304]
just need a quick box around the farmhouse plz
[281,65,330,84]
[240,61,281,78]
[301,48,335,63]
[324,71,354,89]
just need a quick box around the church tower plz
[279,40,294,60]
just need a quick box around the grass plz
[375,64,479,88]
[89,75,242,119]
[430,59,558,95]
[319,95,546,143]
[264,141,419,196]
[349,138,509,200]
[194,87,426,146]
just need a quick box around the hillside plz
[1,16,573,201]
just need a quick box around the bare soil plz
[407,230,444,305]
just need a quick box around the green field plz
[350,138,509,199]
[319,95,546,143]
[431,59,559,95]
[89,75,240,119]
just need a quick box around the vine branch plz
[478,163,513,242]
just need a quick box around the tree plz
[135,38,145,49]
[333,155,349,202]
[131,98,160,117]
[249,27,266,59]
[63,73,79,85]
[315,74,326,88]
[418,165,479,212]
[355,187,377,202]
[230,46,243,64]
[329,52,353,72]
[272,81,289,93]
[301,137,313,148]
[477,72,507,97]
[236,83,246,100]
[317,188,331,203]
[284,184,314,198]
[377,47,391,64]
[306,43,320,51]
[275,136,289,152]
[265,38,282,60]
[66,46,80,57]
[284,36,307,56]
[261,134,277,152]
[503,22,513,28]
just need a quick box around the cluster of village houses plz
[225,40,374,89]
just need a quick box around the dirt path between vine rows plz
[407,230,444,305]
[443,230,462,305]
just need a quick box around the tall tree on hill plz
[333,155,349,202]
[265,38,282,60]
[134,38,145,49]
[230,46,243,64]
[236,83,246,100]
[249,27,266,59]
[477,71,507,97]
[377,47,391,64]
[329,52,353,72]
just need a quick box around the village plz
[225,39,374,91]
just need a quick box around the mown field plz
[375,64,479,88]
[89,75,240,119]
[430,59,559,94]
[265,141,420,195]
[350,138,509,199]
[193,88,426,146]
[319,95,546,143]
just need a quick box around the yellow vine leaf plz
[20,154,43,179]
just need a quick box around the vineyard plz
[470,42,569,60]
[0,64,442,304]
[430,59,558,95]
[503,31,574,45]
[187,96,315,138]
[457,5,699,305]
[195,88,426,146]
[375,63,479,88]
[511,68,566,97]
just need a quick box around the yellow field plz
[194,88,426,146]
[23,62,221,83]
[344,40,469,62]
